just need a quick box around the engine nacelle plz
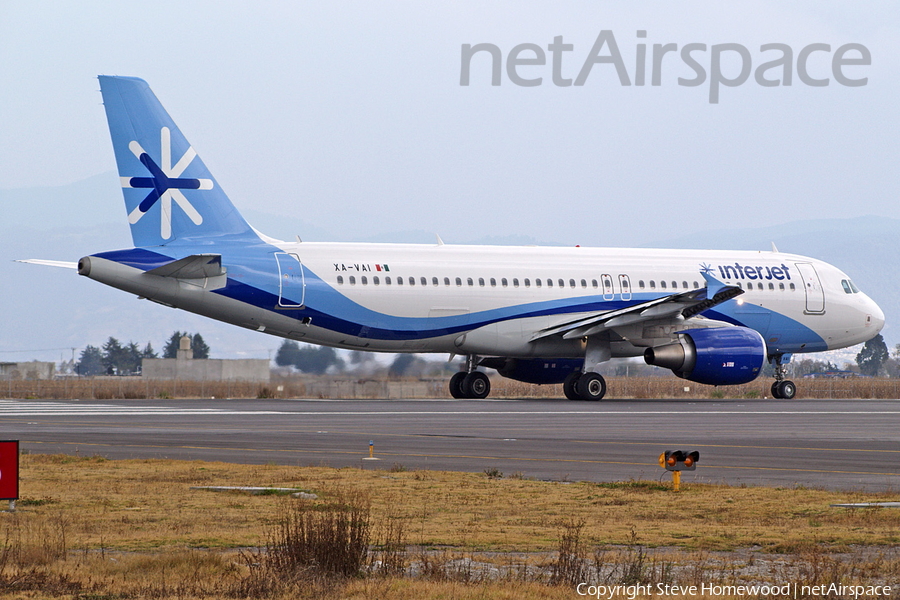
[480,357,582,385]
[643,327,766,386]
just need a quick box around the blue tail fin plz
[99,76,256,247]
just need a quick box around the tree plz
[163,331,187,359]
[141,342,158,359]
[163,331,210,359]
[100,337,142,375]
[388,354,416,378]
[76,345,105,376]
[191,333,210,359]
[274,339,343,374]
[275,340,302,367]
[856,334,889,376]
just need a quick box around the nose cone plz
[866,294,886,336]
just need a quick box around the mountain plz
[1,175,894,364]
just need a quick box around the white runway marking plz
[0,400,897,417]
[0,400,288,416]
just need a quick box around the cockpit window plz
[841,279,861,294]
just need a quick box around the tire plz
[563,371,582,400]
[575,372,606,401]
[771,381,782,399]
[449,372,467,398]
[777,380,796,400]
[463,371,491,399]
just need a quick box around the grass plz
[1,454,899,598]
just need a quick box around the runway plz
[2,397,898,491]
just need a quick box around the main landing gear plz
[563,371,607,401]
[770,354,796,399]
[449,355,491,399]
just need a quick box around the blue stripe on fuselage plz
[91,245,827,351]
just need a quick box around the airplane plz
[22,76,885,401]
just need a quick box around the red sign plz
[0,441,19,500]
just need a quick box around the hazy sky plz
[1,1,898,363]
[2,1,898,248]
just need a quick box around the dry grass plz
[4,375,900,400]
[2,454,899,599]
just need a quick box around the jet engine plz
[643,327,765,386]
[480,357,582,385]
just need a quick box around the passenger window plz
[558,279,565,287]
[432,277,438,286]
[535,278,542,288]
[386,277,392,285]
[349,276,356,285]
[502,278,508,287]
[580,279,587,288]
[524,278,530,287]
[604,279,611,289]
[569,279,576,288]
[512,278,519,287]
[455,277,462,286]
[490,278,497,287]
[373,276,380,285]
[337,275,344,285]
[592,279,599,288]
[649,280,656,289]
[362,276,368,285]
[789,283,796,291]
[693,281,699,289]
[768,283,774,290]
[444,277,451,286]
[661,281,667,289]
[779,283,785,290]
[397,277,403,285]
[639,280,645,289]
[469,278,475,286]
[671,281,677,289]
[546,279,552,287]
[682,281,688,289]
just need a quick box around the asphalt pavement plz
[1,397,898,491]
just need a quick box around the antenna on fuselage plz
[771,242,779,253]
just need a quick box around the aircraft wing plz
[530,271,743,341]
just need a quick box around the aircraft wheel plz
[771,381,782,399]
[449,372,467,399]
[576,372,606,401]
[563,372,582,400]
[776,380,796,400]
[463,372,491,399]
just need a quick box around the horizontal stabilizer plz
[144,254,224,279]
[15,259,78,269]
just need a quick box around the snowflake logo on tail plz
[121,127,212,240]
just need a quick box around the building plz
[141,337,269,382]
[0,361,56,380]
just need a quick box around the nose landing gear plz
[770,354,796,399]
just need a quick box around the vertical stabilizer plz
[98,76,256,247]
